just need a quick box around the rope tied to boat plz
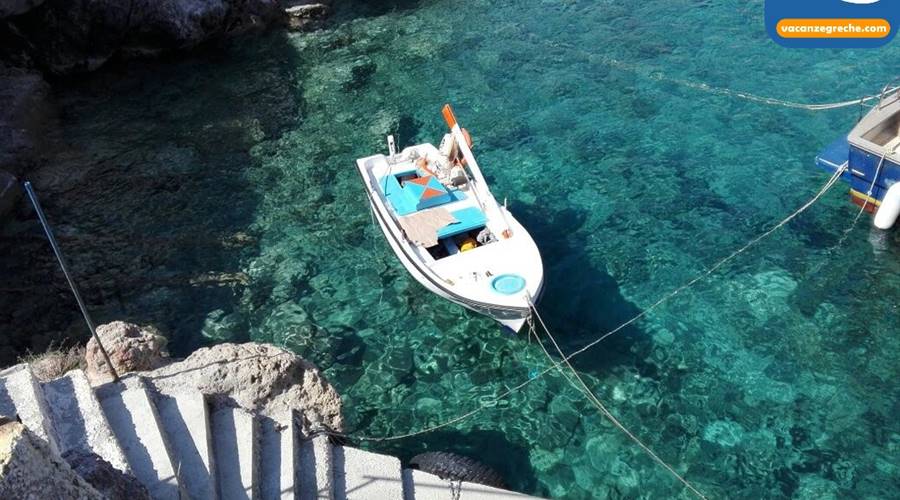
[341,165,848,460]
[525,295,709,499]
[547,41,899,112]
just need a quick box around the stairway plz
[0,364,538,499]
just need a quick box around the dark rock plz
[0,170,19,219]
[344,57,377,91]
[0,0,45,18]
[2,0,288,75]
[0,63,53,176]
[62,449,151,500]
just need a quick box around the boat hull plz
[816,135,900,212]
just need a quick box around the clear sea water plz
[14,0,900,497]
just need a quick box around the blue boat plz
[816,82,900,229]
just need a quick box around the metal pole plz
[22,181,119,382]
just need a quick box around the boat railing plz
[877,77,900,110]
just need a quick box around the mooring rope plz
[833,151,888,248]
[527,299,709,499]
[338,165,848,445]
[548,41,898,111]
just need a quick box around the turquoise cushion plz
[380,175,418,215]
[437,207,487,238]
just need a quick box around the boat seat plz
[382,174,467,216]
[437,207,487,239]
[381,175,418,215]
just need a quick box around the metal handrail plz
[877,77,900,109]
[23,181,120,383]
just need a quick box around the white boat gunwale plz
[354,105,544,331]
[356,162,534,317]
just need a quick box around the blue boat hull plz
[815,136,900,212]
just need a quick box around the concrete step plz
[0,363,58,453]
[42,369,130,472]
[97,375,180,500]
[213,405,258,500]
[333,446,403,500]
[402,469,540,500]
[153,389,216,500]
[260,409,297,500]
[298,434,333,500]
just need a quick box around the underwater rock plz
[1,0,287,75]
[345,57,378,91]
[0,0,44,18]
[146,342,343,432]
[703,419,745,447]
[306,55,378,95]
[189,271,250,287]
[201,308,247,342]
[0,63,53,177]
[62,449,150,500]
[0,170,18,220]
[284,1,329,31]
[85,321,169,385]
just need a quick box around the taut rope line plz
[342,165,847,443]
[548,41,898,111]
[527,297,709,499]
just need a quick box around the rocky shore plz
[0,0,331,75]
[0,0,331,191]
[1,320,344,497]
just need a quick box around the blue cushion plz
[438,207,487,238]
[380,175,418,215]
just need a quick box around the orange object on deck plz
[442,104,458,129]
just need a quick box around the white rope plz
[548,41,895,111]
[647,72,889,111]
[528,299,708,499]
[345,165,847,443]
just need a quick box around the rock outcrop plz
[0,420,103,499]
[0,63,52,174]
[0,0,331,75]
[284,1,329,31]
[0,171,18,220]
[0,0,42,18]
[85,321,169,385]
[146,342,343,433]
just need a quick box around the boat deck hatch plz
[491,274,526,295]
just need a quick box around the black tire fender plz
[409,451,507,489]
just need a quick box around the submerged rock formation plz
[0,0,332,75]
[0,63,53,176]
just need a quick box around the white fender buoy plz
[873,182,900,230]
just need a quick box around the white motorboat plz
[355,105,544,332]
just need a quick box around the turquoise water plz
[11,0,900,497]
